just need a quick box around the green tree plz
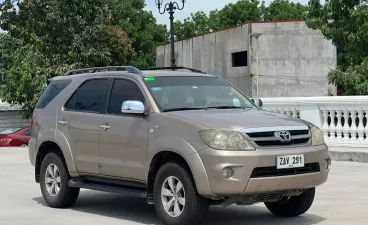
[0,32,66,117]
[208,10,222,31]
[306,0,368,95]
[0,32,5,97]
[173,0,308,41]
[216,0,262,28]
[0,0,167,117]
[174,11,211,41]
[108,0,168,67]
[262,0,308,21]
[174,0,262,41]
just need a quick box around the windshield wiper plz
[205,106,247,109]
[163,107,207,112]
[163,106,251,112]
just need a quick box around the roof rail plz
[139,66,206,74]
[64,66,143,76]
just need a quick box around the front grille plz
[244,128,311,147]
[246,130,309,138]
[247,132,275,138]
[255,138,310,147]
[290,130,310,135]
[250,163,320,178]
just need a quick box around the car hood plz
[167,108,307,131]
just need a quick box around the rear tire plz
[40,152,80,208]
[265,188,315,217]
[153,162,209,225]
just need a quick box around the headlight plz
[311,125,325,146]
[199,130,255,151]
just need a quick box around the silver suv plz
[28,66,331,225]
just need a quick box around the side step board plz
[69,179,147,199]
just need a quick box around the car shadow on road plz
[33,191,326,225]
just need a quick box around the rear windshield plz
[0,128,22,134]
[36,79,72,109]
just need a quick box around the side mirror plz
[121,101,145,114]
[250,98,263,108]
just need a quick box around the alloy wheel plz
[45,163,61,197]
[161,176,186,217]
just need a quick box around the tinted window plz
[108,79,145,114]
[36,80,72,108]
[74,79,108,113]
[25,129,31,136]
[64,92,77,110]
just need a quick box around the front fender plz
[146,136,213,197]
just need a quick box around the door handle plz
[58,120,68,126]
[100,124,111,130]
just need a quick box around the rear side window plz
[71,79,109,113]
[64,92,77,110]
[36,80,72,109]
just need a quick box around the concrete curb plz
[330,150,368,163]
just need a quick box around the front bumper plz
[188,144,330,197]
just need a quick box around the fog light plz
[222,167,234,179]
[325,158,331,170]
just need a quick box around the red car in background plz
[0,127,31,147]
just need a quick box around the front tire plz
[153,162,209,225]
[40,152,80,208]
[265,188,315,217]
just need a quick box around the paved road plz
[0,148,367,225]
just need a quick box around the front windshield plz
[143,76,255,112]
[0,128,22,134]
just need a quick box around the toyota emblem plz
[275,131,292,142]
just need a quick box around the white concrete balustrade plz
[261,96,368,151]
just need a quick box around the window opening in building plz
[232,51,248,67]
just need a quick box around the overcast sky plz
[145,0,309,26]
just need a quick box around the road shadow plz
[33,191,159,224]
[205,205,326,225]
[33,190,326,225]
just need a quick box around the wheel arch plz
[35,141,64,183]
[146,149,213,199]
[35,136,77,183]
[146,151,195,199]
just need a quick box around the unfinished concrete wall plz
[156,21,337,98]
[0,102,30,131]
[249,21,336,97]
[0,111,30,131]
[156,24,252,96]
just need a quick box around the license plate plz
[277,154,304,169]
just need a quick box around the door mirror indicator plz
[121,101,145,114]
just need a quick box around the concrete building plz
[156,20,337,97]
